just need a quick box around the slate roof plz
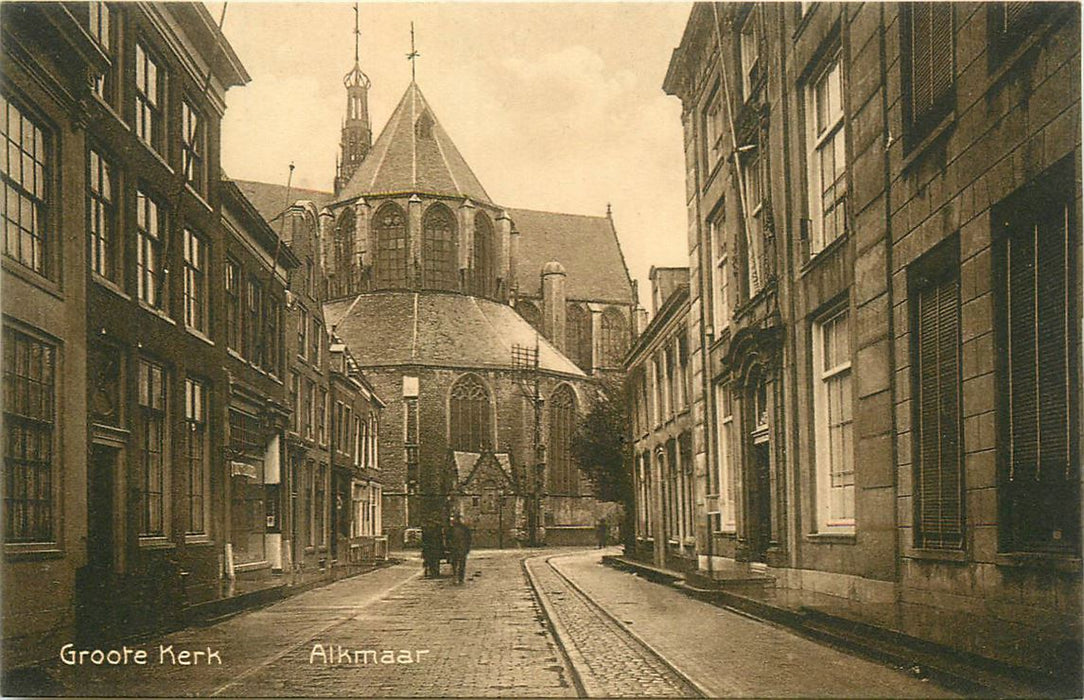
[510,208,634,305]
[337,82,493,205]
[324,291,585,376]
[232,179,333,224]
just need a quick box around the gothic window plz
[516,301,543,334]
[548,384,577,496]
[374,203,408,288]
[449,374,491,452]
[472,212,495,297]
[335,210,356,296]
[423,204,458,291]
[599,308,629,368]
[566,304,593,371]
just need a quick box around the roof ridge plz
[507,206,610,221]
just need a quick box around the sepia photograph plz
[0,1,1081,697]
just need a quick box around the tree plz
[572,378,634,546]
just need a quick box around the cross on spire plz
[353,2,360,64]
[406,21,420,82]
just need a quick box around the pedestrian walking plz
[448,514,472,584]
[596,518,608,548]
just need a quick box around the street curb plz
[547,553,711,699]
[522,556,593,698]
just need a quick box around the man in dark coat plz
[447,514,472,584]
[421,523,442,578]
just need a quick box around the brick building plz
[657,1,1080,679]
[626,268,695,570]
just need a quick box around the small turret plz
[334,4,372,194]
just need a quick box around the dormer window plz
[415,111,434,140]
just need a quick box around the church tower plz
[334,4,371,195]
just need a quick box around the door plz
[78,445,118,643]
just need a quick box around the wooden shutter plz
[915,272,963,549]
[1003,197,1077,551]
[908,3,953,128]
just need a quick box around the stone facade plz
[660,1,1080,675]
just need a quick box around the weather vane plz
[353,2,360,64]
[407,21,420,81]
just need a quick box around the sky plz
[217,2,693,310]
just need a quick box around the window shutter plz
[908,3,953,128]
[915,273,962,549]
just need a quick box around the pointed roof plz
[337,82,493,205]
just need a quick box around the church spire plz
[335,2,372,195]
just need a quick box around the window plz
[225,259,240,351]
[652,357,663,427]
[311,318,322,366]
[374,203,408,288]
[138,358,167,537]
[317,387,328,446]
[676,334,689,411]
[680,434,694,537]
[353,414,362,466]
[266,296,282,376]
[88,149,117,281]
[903,3,954,142]
[89,2,114,100]
[136,190,165,308]
[3,328,56,543]
[449,374,491,452]
[184,378,209,535]
[806,55,847,254]
[244,278,262,364]
[305,258,314,299]
[369,412,379,470]
[664,346,676,417]
[547,384,577,496]
[2,96,50,277]
[314,465,325,548]
[297,307,308,360]
[303,379,314,440]
[423,204,457,291]
[994,162,1079,553]
[304,460,315,547]
[989,2,1041,63]
[911,243,962,549]
[333,211,356,297]
[181,101,205,194]
[183,229,207,332]
[472,212,495,297]
[715,383,736,532]
[290,371,300,433]
[566,304,592,371]
[599,308,628,368]
[134,42,163,150]
[813,308,854,531]
[404,396,418,483]
[704,86,725,167]
[739,9,761,99]
[740,151,765,297]
[710,209,730,333]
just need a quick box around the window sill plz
[138,537,176,550]
[226,348,245,363]
[995,552,1082,575]
[184,326,215,347]
[4,544,64,560]
[138,302,175,326]
[800,231,849,278]
[91,274,130,301]
[89,91,128,129]
[901,109,956,174]
[234,560,270,573]
[137,136,174,176]
[712,529,738,538]
[805,531,856,544]
[906,547,968,562]
[184,534,214,546]
[2,257,63,300]
[184,183,213,214]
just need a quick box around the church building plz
[239,35,637,547]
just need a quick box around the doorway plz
[77,444,118,643]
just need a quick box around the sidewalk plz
[600,553,1074,698]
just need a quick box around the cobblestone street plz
[34,548,959,697]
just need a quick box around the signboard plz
[230,461,258,479]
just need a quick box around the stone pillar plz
[318,208,334,274]
[496,210,512,299]
[354,198,370,267]
[508,222,520,300]
[458,198,475,290]
[541,261,567,352]
[408,195,423,288]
